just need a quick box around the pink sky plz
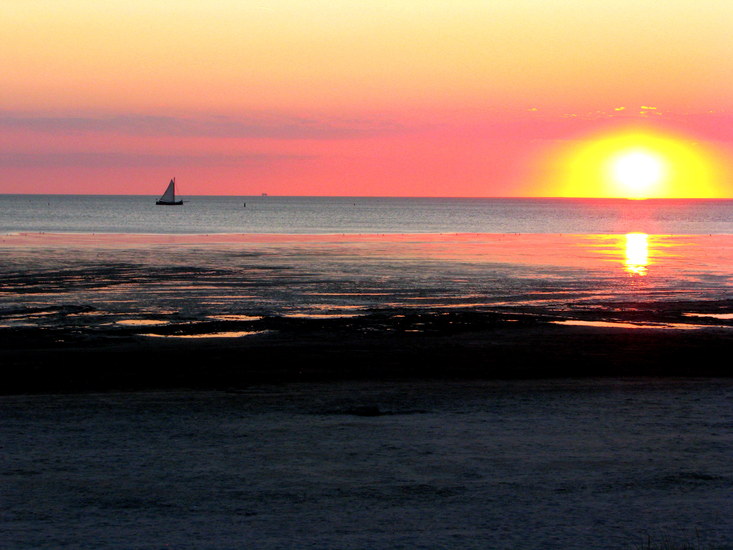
[2,1,732,197]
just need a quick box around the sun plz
[610,150,665,199]
[548,128,724,199]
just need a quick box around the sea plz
[1,195,732,549]
[1,194,732,235]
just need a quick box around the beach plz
[2,229,732,548]
[3,379,732,549]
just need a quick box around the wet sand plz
[2,232,732,393]
[1,321,732,395]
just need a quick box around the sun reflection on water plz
[624,232,649,276]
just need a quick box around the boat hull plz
[155,200,183,205]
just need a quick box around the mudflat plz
[2,232,732,393]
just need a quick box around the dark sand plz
[3,311,733,394]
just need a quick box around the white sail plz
[159,179,176,203]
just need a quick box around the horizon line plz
[1,193,730,201]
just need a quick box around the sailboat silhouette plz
[156,178,183,205]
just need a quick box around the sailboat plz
[156,178,183,205]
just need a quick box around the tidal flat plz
[1,232,732,391]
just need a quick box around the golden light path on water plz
[624,232,649,276]
[580,232,663,278]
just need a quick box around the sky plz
[2,0,732,197]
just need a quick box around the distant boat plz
[156,178,183,205]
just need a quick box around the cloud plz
[0,112,405,140]
[0,151,309,168]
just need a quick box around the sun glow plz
[551,129,724,199]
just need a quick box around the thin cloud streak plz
[0,151,310,169]
[3,108,732,145]
[0,112,407,140]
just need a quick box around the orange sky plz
[2,0,732,197]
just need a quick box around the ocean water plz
[1,194,733,235]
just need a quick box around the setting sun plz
[550,128,725,199]
[611,151,665,199]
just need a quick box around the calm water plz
[2,195,733,234]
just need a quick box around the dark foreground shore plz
[3,311,732,394]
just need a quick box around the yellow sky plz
[3,0,731,113]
